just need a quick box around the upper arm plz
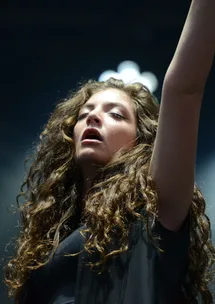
[149,80,203,231]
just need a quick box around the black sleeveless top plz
[19,214,190,304]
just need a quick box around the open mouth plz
[83,134,102,141]
[81,128,103,142]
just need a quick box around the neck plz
[81,163,102,198]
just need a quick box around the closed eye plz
[77,112,125,120]
[110,113,125,119]
[77,113,88,120]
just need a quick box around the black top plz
[19,213,190,304]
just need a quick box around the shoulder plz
[130,210,190,255]
[152,214,190,264]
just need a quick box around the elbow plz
[163,70,206,97]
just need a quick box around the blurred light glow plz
[140,72,159,93]
[98,61,159,93]
[117,61,140,73]
[98,70,121,82]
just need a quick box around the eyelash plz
[77,113,87,120]
[77,112,125,120]
[110,113,125,119]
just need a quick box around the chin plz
[76,152,109,166]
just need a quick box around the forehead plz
[83,88,134,110]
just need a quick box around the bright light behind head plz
[98,60,159,93]
[98,70,121,81]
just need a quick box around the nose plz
[86,112,102,126]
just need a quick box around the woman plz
[5,0,215,303]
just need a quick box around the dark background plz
[1,1,215,303]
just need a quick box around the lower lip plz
[81,139,102,144]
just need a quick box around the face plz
[73,88,137,168]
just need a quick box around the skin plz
[73,88,137,195]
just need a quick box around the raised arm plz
[149,0,215,231]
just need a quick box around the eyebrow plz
[81,101,128,112]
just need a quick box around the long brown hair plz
[4,78,215,303]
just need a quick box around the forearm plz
[164,0,215,93]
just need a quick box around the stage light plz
[98,60,159,93]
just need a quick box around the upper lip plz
[81,128,103,141]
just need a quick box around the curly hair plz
[4,78,215,303]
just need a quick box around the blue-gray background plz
[1,1,215,302]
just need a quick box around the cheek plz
[72,127,76,142]
[72,129,80,150]
[73,124,81,141]
[107,127,136,150]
